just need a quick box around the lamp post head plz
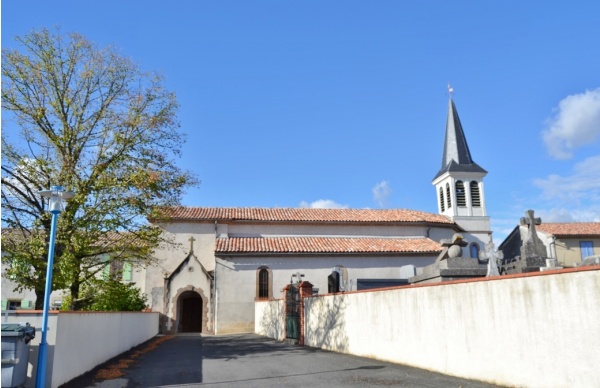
[39,185,75,214]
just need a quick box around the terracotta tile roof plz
[215,237,441,255]
[153,207,454,225]
[537,222,600,237]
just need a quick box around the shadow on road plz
[62,333,499,388]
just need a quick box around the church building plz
[137,96,493,335]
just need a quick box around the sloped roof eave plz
[214,237,443,256]
[216,250,440,258]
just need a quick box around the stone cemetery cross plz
[482,240,503,276]
[436,234,468,262]
[188,236,196,254]
[520,209,541,238]
[292,272,304,284]
[519,209,547,259]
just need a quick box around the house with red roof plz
[499,221,600,268]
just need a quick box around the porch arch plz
[170,286,209,333]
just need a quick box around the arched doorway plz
[178,291,202,333]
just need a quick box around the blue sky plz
[2,1,600,243]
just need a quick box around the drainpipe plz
[213,258,219,334]
[213,220,218,334]
[163,275,170,333]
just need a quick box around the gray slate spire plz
[433,98,487,180]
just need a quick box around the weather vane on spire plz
[447,84,454,97]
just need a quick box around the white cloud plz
[537,207,600,223]
[542,87,600,159]
[530,155,600,222]
[533,155,600,203]
[299,199,349,209]
[372,180,392,208]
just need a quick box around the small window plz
[256,266,272,299]
[258,269,269,297]
[439,187,445,212]
[470,181,481,207]
[446,183,452,208]
[580,241,594,261]
[456,181,466,207]
[470,243,480,259]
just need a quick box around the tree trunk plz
[69,280,81,310]
[34,287,45,310]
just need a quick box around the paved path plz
[64,333,499,388]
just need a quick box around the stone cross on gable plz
[188,236,196,254]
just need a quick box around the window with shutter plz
[439,187,445,212]
[456,181,466,207]
[123,262,133,281]
[470,181,481,207]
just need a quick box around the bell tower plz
[432,94,491,255]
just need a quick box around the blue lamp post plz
[36,185,74,388]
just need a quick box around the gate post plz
[298,281,313,346]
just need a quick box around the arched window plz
[470,243,480,259]
[256,266,272,299]
[456,181,466,207]
[470,181,481,207]
[446,183,452,208]
[439,187,445,212]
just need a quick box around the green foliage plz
[87,280,148,312]
[1,28,198,309]
[60,280,148,312]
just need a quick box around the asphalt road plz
[63,333,500,388]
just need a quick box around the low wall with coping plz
[2,310,159,388]
[257,267,600,388]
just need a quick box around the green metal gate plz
[285,284,300,340]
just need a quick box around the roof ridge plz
[152,207,455,225]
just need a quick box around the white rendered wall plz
[257,268,600,388]
[2,311,159,388]
[254,300,285,341]
[216,254,437,334]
